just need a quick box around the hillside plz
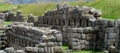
[16,0,120,19]
[0,4,17,11]
[0,0,120,19]
[0,0,5,2]
[6,0,79,4]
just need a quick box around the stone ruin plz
[1,4,120,53]
[36,4,101,28]
[0,10,25,22]
[30,4,120,53]
[2,22,62,53]
[63,27,96,50]
[34,4,102,49]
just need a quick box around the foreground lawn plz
[62,45,103,53]
[72,50,103,53]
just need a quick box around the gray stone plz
[14,50,25,53]
[39,43,47,47]
[107,33,117,39]
[72,42,79,46]
[72,45,81,50]
[54,46,62,53]
[81,34,86,40]
[38,48,44,53]
[107,20,115,27]
[47,42,54,47]
[4,47,15,53]
[77,28,83,33]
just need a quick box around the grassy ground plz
[0,4,17,11]
[0,21,12,27]
[15,3,56,17]
[69,0,120,19]
[62,45,103,53]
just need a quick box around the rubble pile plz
[0,10,25,22]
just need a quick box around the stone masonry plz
[4,22,62,53]
[1,4,120,53]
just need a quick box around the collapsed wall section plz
[5,22,62,53]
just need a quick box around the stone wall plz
[94,19,117,51]
[33,4,120,52]
[64,27,96,50]
[35,4,101,29]
[5,22,62,53]
[0,10,25,22]
[2,4,120,53]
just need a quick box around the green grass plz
[62,44,103,53]
[72,50,103,53]
[0,4,17,11]
[69,0,120,19]
[15,3,56,18]
[0,0,120,19]
[0,21,12,27]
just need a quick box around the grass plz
[69,0,120,19]
[62,44,103,53]
[14,3,56,18]
[72,50,103,53]
[0,21,12,27]
[0,4,17,11]
[0,0,120,19]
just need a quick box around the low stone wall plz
[5,22,62,53]
[0,10,25,22]
[63,27,96,50]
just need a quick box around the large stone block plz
[70,38,79,42]
[107,20,115,27]
[54,46,62,53]
[72,45,81,50]
[47,42,54,47]
[76,28,83,33]
[14,50,25,53]
[106,27,117,33]
[4,47,15,53]
[38,48,44,53]
[107,33,117,39]
[71,33,80,38]
[39,43,47,47]
[0,50,6,53]
[81,34,87,40]
[55,35,62,42]
[107,39,116,46]
[72,42,79,46]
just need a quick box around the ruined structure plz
[0,10,25,22]
[33,4,119,52]
[34,4,103,50]
[4,22,62,53]
[1,4,120,53]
